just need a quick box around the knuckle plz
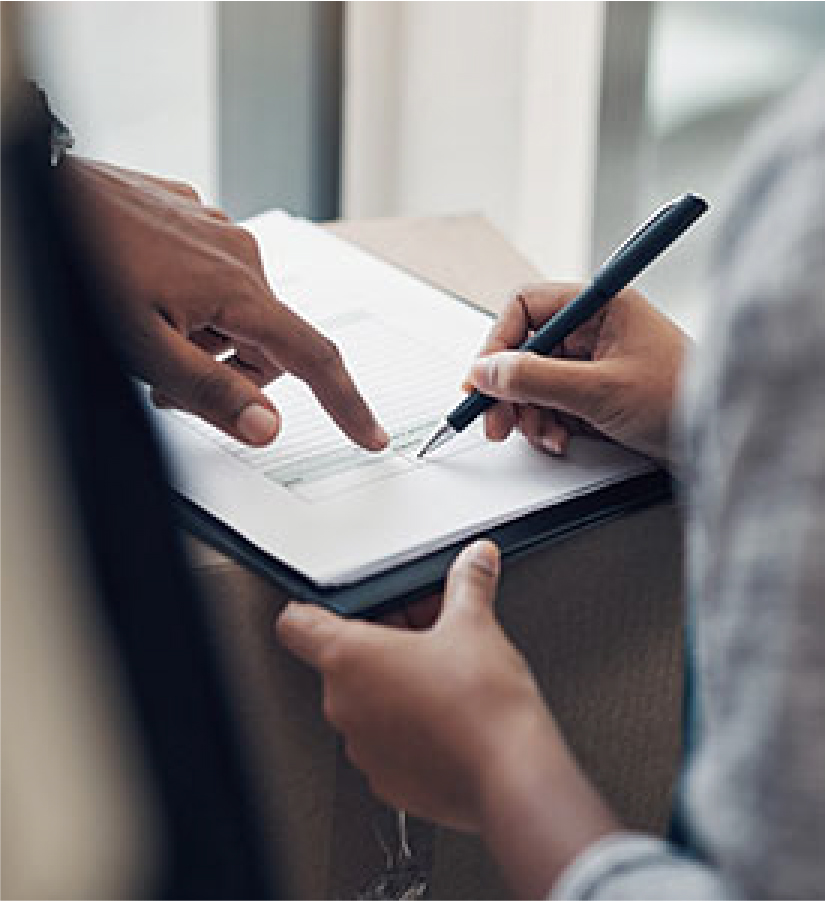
[507,283,541,312]
[506,287,530,311]
[486,355,504,390]
[449,556,493,593]
[186,368,236,414]
[173,180,200,202]
[464,559,496,589]
[513,357,538,394]
[309,336,343,372]
[214,288,264,333]
[205,205,230,222]
[514,281,546,299]
[316,632,348,674]
[498,358,517,392]
[589,366,624,426]
[502,291,527,324]
[231,226,262,261]
[498,356,526,395]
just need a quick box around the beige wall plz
[342,1,606,279]
[23,1,218,201]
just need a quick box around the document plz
[152,211,651,586]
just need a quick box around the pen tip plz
[416,422,456,459]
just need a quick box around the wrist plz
[476,706,620,898]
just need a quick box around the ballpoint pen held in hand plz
[416,192,708,459]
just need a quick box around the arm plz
[59,158,388,450]
[277,541,621,899]
[277,71,825,895]
[276,543,736,899]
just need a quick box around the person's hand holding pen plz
[60,158,389,451]
[465,284,690,465]
[418,193,705,461]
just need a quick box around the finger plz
[227,342,284,387]
[202,205,231,222]
[441,540,501,623]
[276,601,376,672]
[538,410,571,456]
[516,404,542,445]
[214,294,389,452]
[157,177,201,203]
[484,402,517,441]
[190,327,233,356]
[225,356,274,389]
[517,406,569,456]
[466,350,613,425]
[189,330,284,387]
[276,601,343,669]
[152,335,283,408]
[150,388,174,409]
[556,409,600,439]
[479,284,583,356]
[545,420,570,456]
[101,165,200,201]
[151,318,281,445]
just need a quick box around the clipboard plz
[160,211,674,617]
[174,468,672,619]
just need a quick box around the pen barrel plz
[592,192,707,297]
[522,284,609,356]
[448,388,497,431]
[447,285,607,432]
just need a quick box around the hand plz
[277,541,538,830]
[61,158,388,450]
[276,540,619,898]
[465,283,690,464]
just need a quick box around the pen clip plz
[599,197,679,269]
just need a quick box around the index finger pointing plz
[214,286,389,452]
[289,329,390,452]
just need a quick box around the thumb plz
[441,540,501,623]
[276,601,347,670]
[156,323,280,445]
[467,350,612,425]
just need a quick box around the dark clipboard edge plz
[174,468,673,620]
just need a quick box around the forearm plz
[477,708,620,899]
[476,709,739,899]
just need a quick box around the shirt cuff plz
[550,833,686,900]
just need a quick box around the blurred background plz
[25,1,824,333]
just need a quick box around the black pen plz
[416,192,708,458]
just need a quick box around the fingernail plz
[461,379,474,393]
[277,602,308,628]
[468,358,493,390]
[371,425,390,450]
[468,539,500,576]
[238,403,278,444]
[542,435,563,456]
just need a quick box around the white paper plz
[152,211,651,586]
